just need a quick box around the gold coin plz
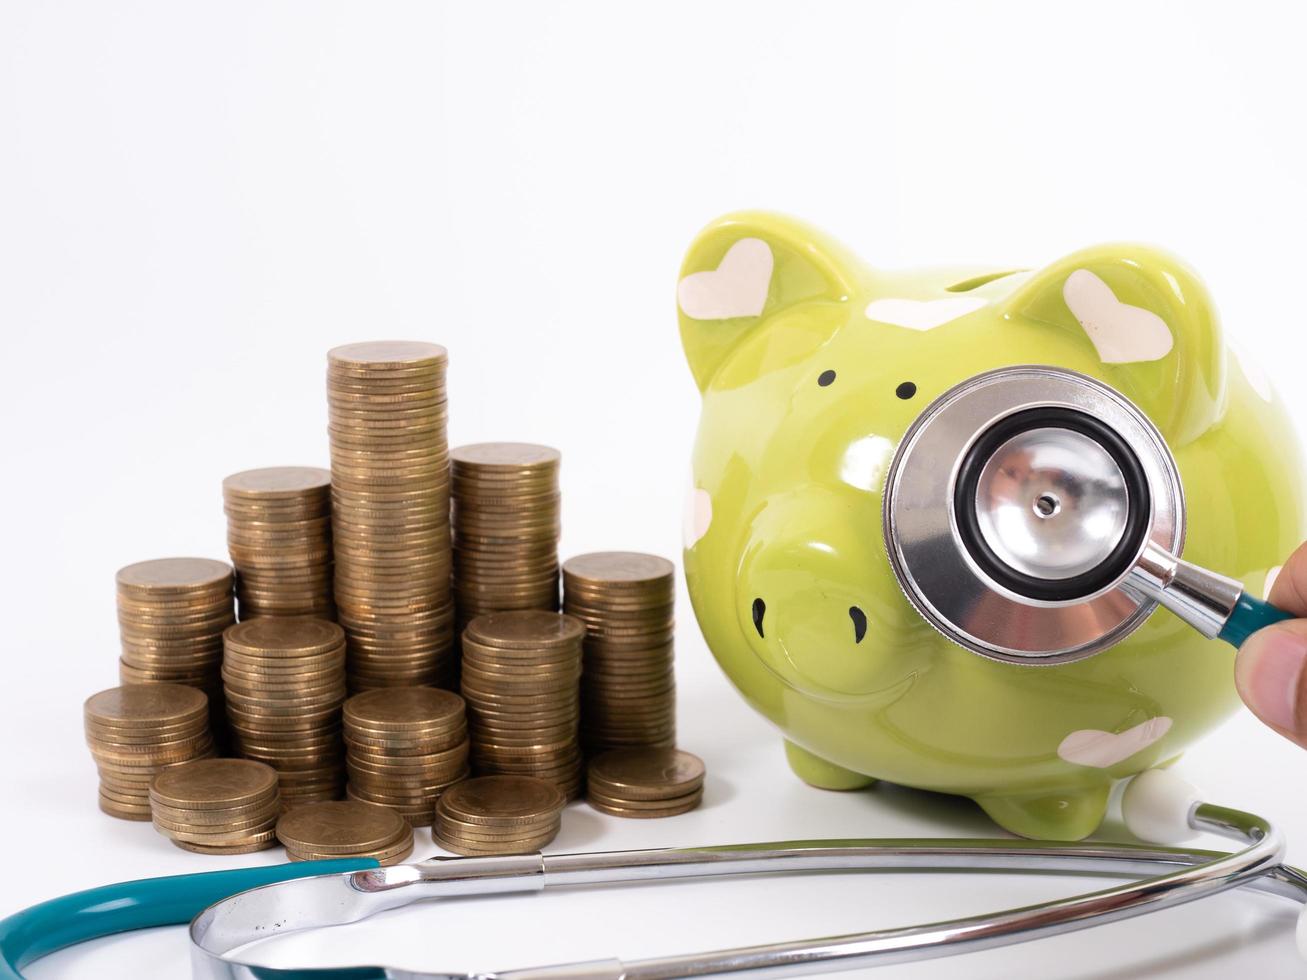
[149,757,278,809]
[328,340,448,370]
[116,558,234,595]
[463,611,584,650]
[276,799,410,854]
[84,684,209,728]
[587,788,703,819]
[172,835,280,855]
[224,616,344,657]
[436,775,564,827]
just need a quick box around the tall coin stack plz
[84,684,215,820]
[461,611,585,798]
[451,443,561,627]
[326,342,456,691]
[562,552,677,753]
[222,616,348,808]
[116,558,235,737]
[222,467,334,621]
[343,687,470,826]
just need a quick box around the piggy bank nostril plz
[849,606,868,644]
[752,597,766,638]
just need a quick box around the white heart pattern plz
[1057,716,1173,768]
[1062,269,1173,363]
[677,238,773,320]
[863,296,986,331]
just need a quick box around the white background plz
[2,1,1306,976]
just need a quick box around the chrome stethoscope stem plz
[191,802,1303,979]
[1125,542,1246,639]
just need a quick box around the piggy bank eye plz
[817,369,836,387]
[896,381,917,400]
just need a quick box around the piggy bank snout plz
[736,499,908,698]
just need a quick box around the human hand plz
[1236,541,1307,749]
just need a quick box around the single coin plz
[85,684,209,728]
[587,789,703,819]
[436,775,565,826]
[276,799,410,854]
[223,616,345,657]
[328,340,448,370]
[116,558,234,595]
[149,758,278,809]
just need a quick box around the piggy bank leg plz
[784,740,877,791]
[974,783,1111,840]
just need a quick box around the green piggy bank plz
[677,211,1305,840]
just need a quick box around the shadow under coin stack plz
[222,617,347,809]
[276,799,414,866]
[586,747,705,818]
[83,684,215,820]
[222,467,334,621]
[434,774,565,856]
[149,757,281,854]
[343,687,470,826]
[451,443,562,629]
[461,611,585,798]
[562,552,677,753]
[326,342,456,691]
[115,558,235,738]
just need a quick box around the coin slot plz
[944,269,1024,293]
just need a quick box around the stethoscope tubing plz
[187,802,1304,979]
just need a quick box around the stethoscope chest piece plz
[883,365,1185,664]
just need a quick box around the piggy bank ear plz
[677,211,864,392]
[1001,244,1226,444]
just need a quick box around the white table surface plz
[6,592,1306,979]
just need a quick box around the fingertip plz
[1235,622,1307,742]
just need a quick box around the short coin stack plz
[562,553,677,753]
[222,467,334,621]
[149,758,281,854]
[451,443,561,626]
[434,774,566,855]
[327,342,456,691]
[115,558,235,736]
[222,617,347,808]
[461,611,584,798]
[84,684,215,820]
[277,799,415,865]
[343,687,470,826]
[586,748,705,818]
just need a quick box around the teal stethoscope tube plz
[1219,592,1294,647]
[0,858,378,980]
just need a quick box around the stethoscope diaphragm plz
[882,364,1284,663]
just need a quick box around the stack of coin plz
[222,616,347,808]
[461,611,584,798]
[326,342,456,691]
[586,748,705,818]
[433,775,565,856]
[83,684,215,820]
[451,443,561,626]
[562,553,677,753]
[116,558,235,736]
[277,799,415,865]
[149,758,281,854]
[222,467,334,621]
[343,687,470,825]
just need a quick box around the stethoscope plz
[4,365,1304,977]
